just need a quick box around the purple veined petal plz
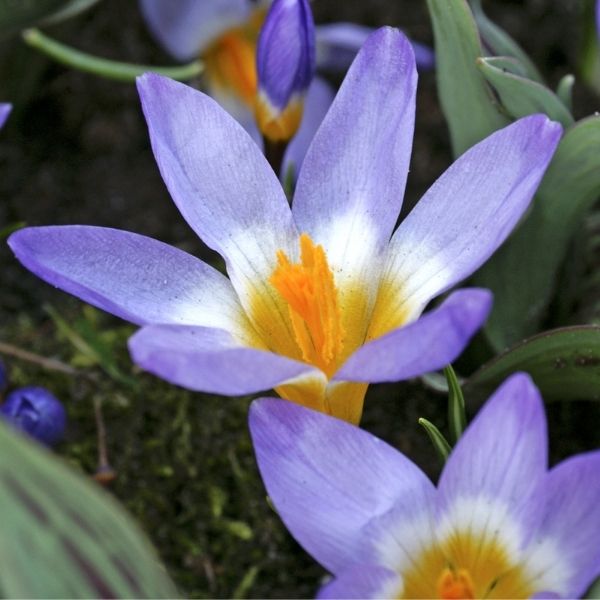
[292,28,417,351]
[8,226,251,338]
[139,0,253,61]
[316,23,434,72]
[136,73,299,319]
[523,452,600,599]
[256,0,315,111]
[129,325,321,395]
[333,288,492,383]
[282,77,335,178]
[0,103,11,129]
[437,373,548,556]
[381,115,562,316]
[293,28,416,268]
[317,564,402,600]
[249,398,435,574]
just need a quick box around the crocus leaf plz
[464,326,600,402]
[426,0,508,157]
[556,74,575,111]
[468,0,543,82]
[444,365,466,443]
[39,0,99,25]
[477,57,574,128]
[580,0,600,95]
[0,0,78,36]
[0,420,178,598]
[474,116,600,349]
[418,417,451,463]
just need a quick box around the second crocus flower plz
[250,374,600,598]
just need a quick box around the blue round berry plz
[0,386,67,445]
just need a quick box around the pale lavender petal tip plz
[316,23,433,72]
[334,288,492,383]
[0,103,11,129]
[129,325,317,395]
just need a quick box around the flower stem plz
[22,27,203,82]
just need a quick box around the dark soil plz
[0,1,599,597]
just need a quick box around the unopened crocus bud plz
[0,360,8,393]
[0,386,66,446]
[255,0,315,143]
[0,104,11,130]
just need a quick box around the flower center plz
[398,526,538,599]
[201,10,265,108]
[437,568,475,599]
[270,233,345,376]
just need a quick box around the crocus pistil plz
[270,233,345,376]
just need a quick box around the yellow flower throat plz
[202,10,265,108]
[270,234,345,378]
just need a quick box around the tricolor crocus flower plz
[139,0,432,173]
[9,29,561,424]
[255,0,316,143]
[250,373,600,599]
[0,104,11,129]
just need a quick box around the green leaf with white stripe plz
[464,326,600,403]
[477,57,574,128]
[426,0,508,157]
[474,115,600,349]
[0,421,178,598]
[468,0,543,82]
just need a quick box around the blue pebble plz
[0,386,67,445]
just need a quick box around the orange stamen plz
[437,567,476,600]
[270,234,344,376]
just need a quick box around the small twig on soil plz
[93,396,116,485]
[0,341,79,375]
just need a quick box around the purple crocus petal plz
[0,103,11,129]
[316,23,434,72]
[139,0,253,61]
[293,27,416,298]
[333,288,492,383]
[282,77,335,178]
[8,226,250,336]
[130,325,320,395]
[317,564,402,600]
[249,398,435,574]
[256,0,315,111]
[525,452,600,598]
[437,373,548,553]
[137,73,298,308]
[382,115,562,316]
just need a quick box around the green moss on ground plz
[2,299,600,598]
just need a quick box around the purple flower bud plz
[0,386,67,446]
[0,360,8,393]
[255,0,315,142]
[0,103,11,130]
